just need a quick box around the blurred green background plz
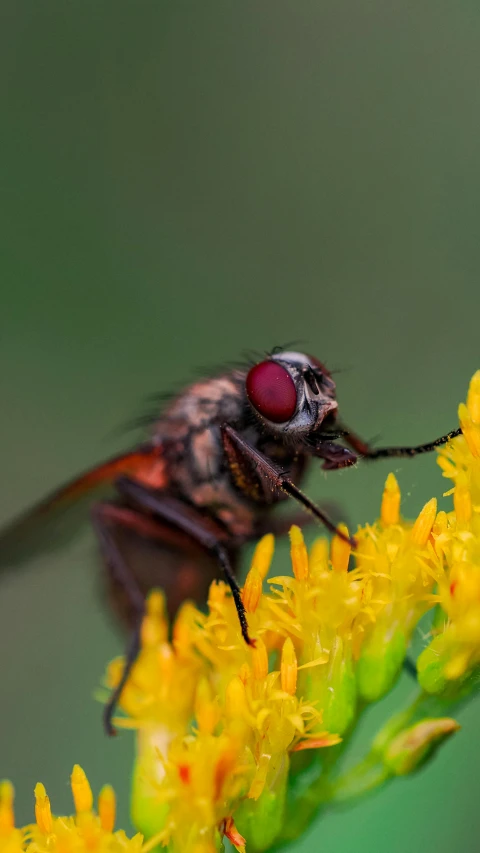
[1,2,480,850]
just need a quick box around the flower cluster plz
[0,765,143,853]
[6,372,480,853]
[418,370,480,693]
[104,410,468,851]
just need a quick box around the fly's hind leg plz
[92,502,181,736]
[114,478,254,647]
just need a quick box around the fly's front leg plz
[221,425,355,546]
[114,478,254,647]
[340,424,462,460]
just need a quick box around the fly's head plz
[245,351,338,441]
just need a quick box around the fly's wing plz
[0,445,167,572]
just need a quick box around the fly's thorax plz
[156,374,246,437]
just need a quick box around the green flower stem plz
[328,753,390,803]
[270,681,478,851]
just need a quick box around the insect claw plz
[103,705,117,738]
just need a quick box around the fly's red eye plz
[246,361,297,423]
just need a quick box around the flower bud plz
[383,718,460,776]
[235,754,289,850]
[131,729,171,839]
[300,637,356,736]
[417,634,463,695]
[357,625,406,703]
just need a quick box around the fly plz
[0,349,460,733]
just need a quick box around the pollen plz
[34,782,53,835]
[71,764,94,814]
[330,523,351,572]
[289,525,309,580]
[411,498,437,546]
[98,784,116,832]
[242,568,263,613]
[381,473,401,526]
[281,637,298,695]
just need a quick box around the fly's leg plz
[92,502,182,736]
[340,424,462,460]
[221,424,355,546]
[255,503,352,538]
[114,478,253,647]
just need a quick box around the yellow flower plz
[0,766,144,853]
[106,591,204,733]
[354,489,442,703]
[100,371,480,851]
[418,370,480,690]
[8,372,480,853]
[109,486,445,848]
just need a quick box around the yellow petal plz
[71,765,93,814]
[331,524,351,572]
[281,638,298,695]
[98,784,116,832]
[34,782,53,835]
[411,498,437,546]
[381,473,401,526]
[289,526,309,581]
